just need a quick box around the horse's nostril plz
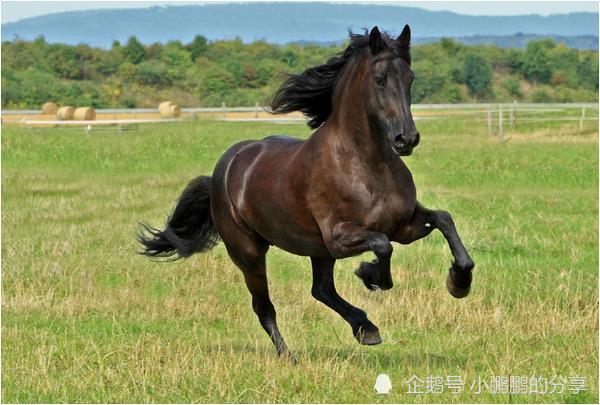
[394,134,406,146]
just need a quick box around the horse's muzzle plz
[391,131,420,156]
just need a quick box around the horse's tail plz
[138,176,220,260]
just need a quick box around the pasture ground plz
[1,111,598,403]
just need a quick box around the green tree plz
[13,67,65,106]
[47,44,81,79]
[0,35,597,109]
[463,52,492,100]
[502,77,522,99]
[161,42,192,77]
[1,67,20,107]
[522,40,553,85]
[577,53,599,91]
[135,61,171,87]
[439,37,462,55]
[440,84,465,103]
[123,36,146,64]
[187,35,208,61]
[411,59,450,103]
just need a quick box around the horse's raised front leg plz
[325,222,393,291]
[311,257,382,345]
[395,203,475,298]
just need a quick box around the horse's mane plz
[269,30,409,129]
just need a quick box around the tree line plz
[1,35,598,109]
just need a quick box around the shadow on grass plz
[191,339,463,369]
[299,345,463,368]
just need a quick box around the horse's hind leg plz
[311,257,382,345]
[224,236,292,358]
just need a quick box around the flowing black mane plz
[269,30,409,129]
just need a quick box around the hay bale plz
[158,101,174,114]
[56,106,75,120]
[42,102,58,114]
[169,104,181,118]
[159,102,181,118]
[73,107,96,121]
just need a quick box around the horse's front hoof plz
[354,261,392,291]
[354,326,382,345]
[446,266,472,299]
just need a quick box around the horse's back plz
[212,135,303,177]
[263,134,304,144]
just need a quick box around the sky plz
[1,0,598,24]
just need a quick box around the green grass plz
[2,114,598,403]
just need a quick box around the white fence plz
[2,102,598,116]
[3,103,598,136]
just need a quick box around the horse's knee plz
[324,235,357,259]
[433,210,454,229]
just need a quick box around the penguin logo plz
[374,373,392,394]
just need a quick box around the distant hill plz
[417,34,598,50]
[1,3,598,48]
[292,34,599,50]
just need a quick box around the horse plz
[138,25,474,358]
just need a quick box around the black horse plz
[139,26,474,358]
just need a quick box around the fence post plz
[255,101,259,119]
[222,102,226,119]
[579,107,586,133]
[509,100,517,131]
[498,105,504,141]
[487,108,493,140]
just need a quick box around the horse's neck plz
[326,72,394,165]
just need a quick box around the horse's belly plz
[257,220,329,257]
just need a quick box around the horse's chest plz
[363,192,413,233]
[341,173,416,234]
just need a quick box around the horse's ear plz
[369,26,383,55]
[397,24,411,48]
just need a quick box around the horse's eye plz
[374,76,386,87]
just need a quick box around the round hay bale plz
[42,102,58,114]
[73,107,96,121]
[56,106,75,120]
[158,101,174,114]
[160,103,181,118]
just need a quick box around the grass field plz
[1,111,598,403]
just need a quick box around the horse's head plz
[270,25,420,155]
[364,25,419,156]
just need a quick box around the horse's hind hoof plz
[280,351,299,365]
[355,326,382,345]
[446,266,472,299]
